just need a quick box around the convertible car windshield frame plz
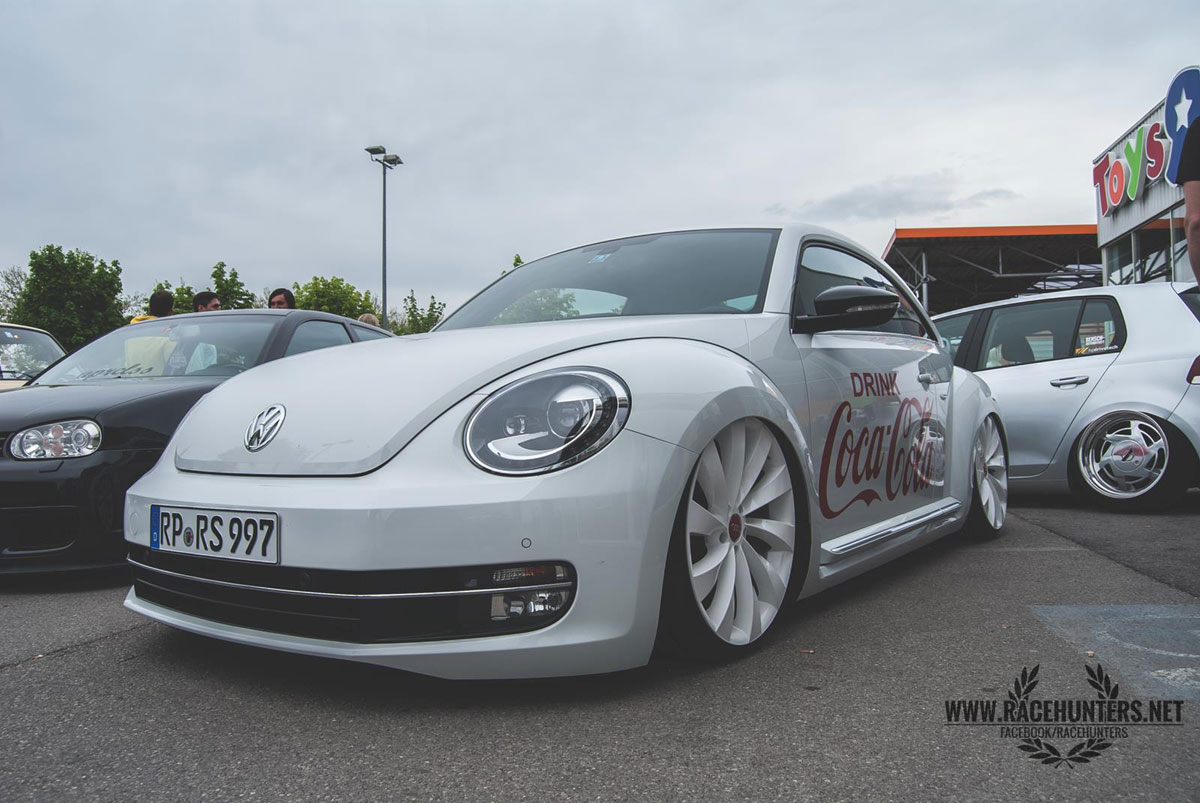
[439,228,781,330]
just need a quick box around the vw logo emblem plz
[245,404,286,452]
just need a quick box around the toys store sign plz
[1091,119,1170,217]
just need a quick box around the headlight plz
[9,420,102,460]
[464,368,630,475]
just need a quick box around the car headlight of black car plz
[464,368,630,475]
[9,420,103,460]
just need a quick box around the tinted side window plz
[1074,299,1124,356]
[977,300,1082,370]
[935,313,973,361]
[353,326,391,342]
[795,245,929,337]
[285,321,352,357]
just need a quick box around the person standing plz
[130,289,174,323]
[267,288,296,309]
[192,291,221,312]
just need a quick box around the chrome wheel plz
[972,416,1007,530]
[1078,412,1169,499]
[684,419,795,646]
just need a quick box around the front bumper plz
[123,403,694,679]
[0,448,160,572]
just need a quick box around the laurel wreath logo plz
[1013,663,1116,768]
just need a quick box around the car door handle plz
[1050,376,1089,387]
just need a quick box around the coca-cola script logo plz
[817,371,939,519]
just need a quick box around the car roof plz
[0,320,59,337]
[932,281,1199,319]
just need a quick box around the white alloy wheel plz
[969,415,1007,534]
[683,419,796,646]
[1077,411,1169,500]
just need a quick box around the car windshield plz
[34,316,277,384]
[438,229,780,330]
[0,326,65,380]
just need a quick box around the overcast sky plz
[2,1,1196,311]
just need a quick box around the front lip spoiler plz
[127,557,573,600]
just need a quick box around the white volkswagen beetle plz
[123,226,1006,679]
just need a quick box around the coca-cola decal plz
[817,371,941,519]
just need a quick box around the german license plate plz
[150,504,280,564]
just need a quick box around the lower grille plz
[0,506,78,554]
[130,549,575,644]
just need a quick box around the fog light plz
[490,589,572,621]
[492,564,569,584]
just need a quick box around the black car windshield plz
[0,327,65,380]
[35,316,277,383]
[438,229,780,330]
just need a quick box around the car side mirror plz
[793,286,900,334]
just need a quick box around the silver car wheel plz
[1078,411,1170,499]
[684,419,795,646]
[973,416,1008,530]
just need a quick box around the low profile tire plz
[962,415,1007,540]
[657,418,802,660]
[1073,411,1195,511]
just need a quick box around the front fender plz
[474,337,818,541]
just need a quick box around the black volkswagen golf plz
[0,309,391,572]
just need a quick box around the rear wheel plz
[1074,411,1194,510]
[658,418,801,659]
[963,415,1007,539]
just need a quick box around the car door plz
[966,297,1125,478]
[790,243,953,540]
[933,311,981,367]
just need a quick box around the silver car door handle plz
[1050,376,1089,387]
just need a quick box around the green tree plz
[0,266,27,320]
[391,290,446,334]
[12,245,126,351]
[292,276,375,318]
[210,261,256,309]
[149,279,196,315]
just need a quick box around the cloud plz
[767,171,1019,224]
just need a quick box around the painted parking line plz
[1031,604,1200,700]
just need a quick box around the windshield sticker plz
[1084,335,1107,347]
[587,254,611,264]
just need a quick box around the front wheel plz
[658,418,801,659]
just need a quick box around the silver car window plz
[977,300,1082,370]
[794,245,931,339]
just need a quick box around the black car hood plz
[0,378,223,431]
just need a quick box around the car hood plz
[173,315,753,476]
[0,377,222,432]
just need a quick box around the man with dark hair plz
[129,289,175,323]
[267,288,296,309]
[193,291,221,312]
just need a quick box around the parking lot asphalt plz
[2,497,1197,803]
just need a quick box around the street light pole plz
[364,146,403,328]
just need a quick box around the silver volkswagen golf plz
[934,282,1200,509]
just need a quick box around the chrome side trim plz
[822,501,961,562]
[127,558,572,600]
